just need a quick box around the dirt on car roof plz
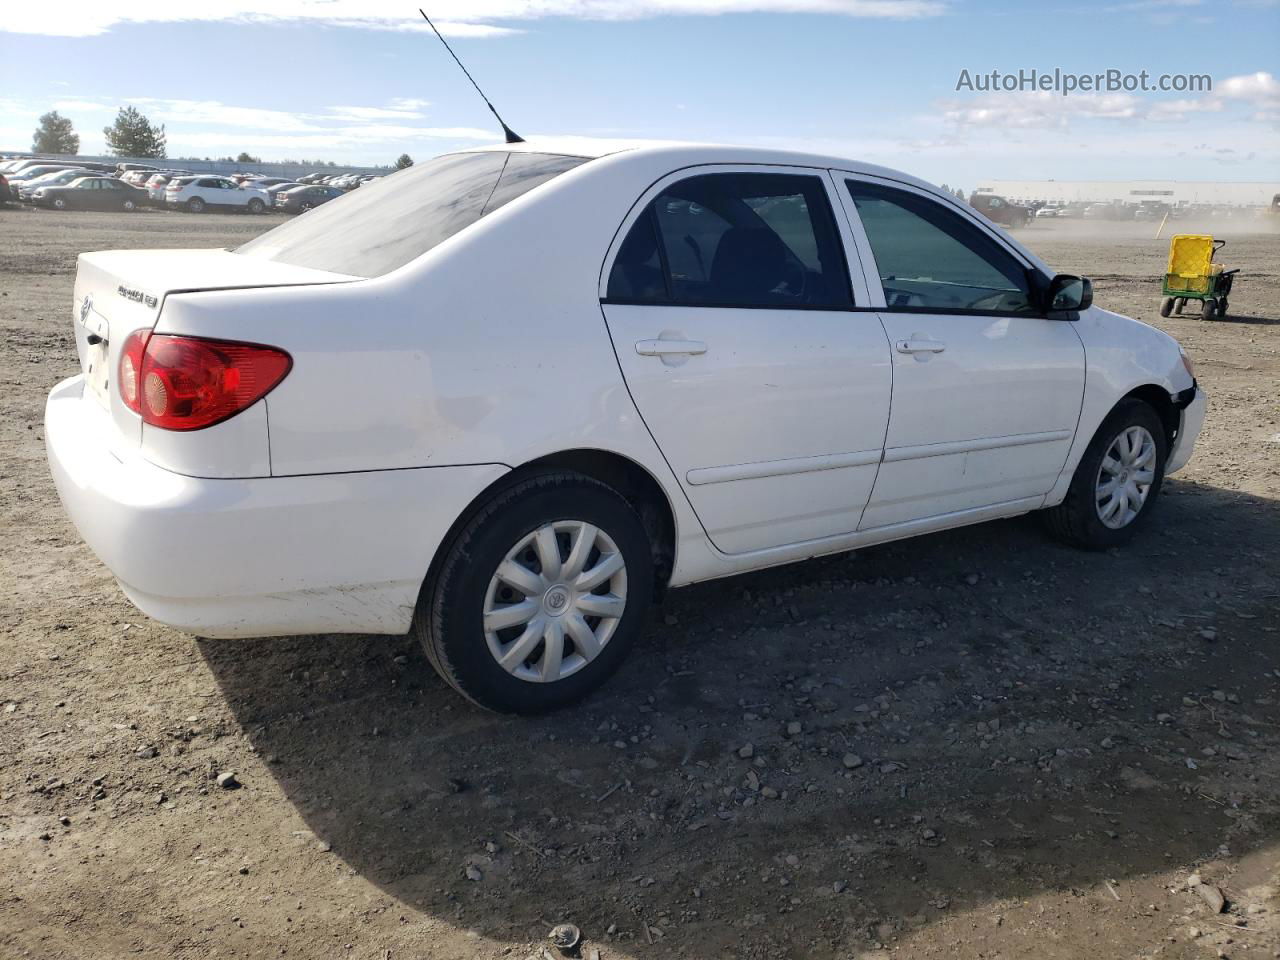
[1,208,1278,959]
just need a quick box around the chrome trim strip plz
[686,449,882,486]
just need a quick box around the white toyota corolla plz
[45,141,1205,712]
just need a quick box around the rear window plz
[236,151,589,279]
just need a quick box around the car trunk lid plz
[71,248,358,447]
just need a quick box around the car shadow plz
[200,477,1280,955]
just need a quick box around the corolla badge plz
[80,295,92,323]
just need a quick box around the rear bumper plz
[1166,385,1206,475]
[45,376,506,638]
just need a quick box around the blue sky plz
[1,1,1277,188]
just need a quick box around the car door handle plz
[895,338,947,354]
[635,339,708,357]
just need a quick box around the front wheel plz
[122,198,137,211]
[415,472,654,713]
[52,197,67,210]
[187,197,206,214]
[1159,296,1174,317]
[246,198,264,214]
[1043,398,1168,549]
[1201,299,1217,320]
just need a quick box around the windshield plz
[236,151,588,279]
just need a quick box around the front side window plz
[846,180,1038,315]
[607,172,851,308]
[237,151,589,279]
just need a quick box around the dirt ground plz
[2,205,1278,960]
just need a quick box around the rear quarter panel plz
[155,152,717,578]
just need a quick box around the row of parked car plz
[0,156,382,215]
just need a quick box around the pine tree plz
[32,111,80,155]
[102,106,167,158]
[395,153,414,169]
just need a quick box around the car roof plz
[458,138,938,193]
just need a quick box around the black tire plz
[52,197,67,210]
[246,198,264,214]
[1159,297,1174,317]
[1174,298,1185,314]
[1042,398,1168,550]
[1200,298,1216,320]
[187,197,205,214]
[299,201,313,212]
[1218,298,1229,317]
[122,198,137,212]
[415,472,654,713]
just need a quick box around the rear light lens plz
[117,332,291,430]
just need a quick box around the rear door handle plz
[635,339,707,357]
[895,338,946,354]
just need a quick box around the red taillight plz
[117,332,291,430]
[119,329,148,413]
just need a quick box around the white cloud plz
[329,105,430,121]
[3,0,945,38]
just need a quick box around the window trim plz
[598,163,867,312]
[833,171,1054,317]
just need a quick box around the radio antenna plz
[419,9,524,144]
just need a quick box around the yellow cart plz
[1160,234,1238,320]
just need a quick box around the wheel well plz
[1121,384,1178,448]
[420,450,677,605]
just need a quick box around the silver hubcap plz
[483,521,628,683]
[1096,425,1156,529]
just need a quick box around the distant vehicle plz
[33,176,147,211]
[1035,206,1059,219]
[1270,193,1280,216]
[144,173,191,205]
[1082,204,1110,220]
[968,193,1031,228]
[166,175,270,213]
[1056,205,1078,219]
[248,177,294,188]
[263,181,304,198]
[115,162,158,175]
[274,183,344,213]
[16,167,99,201]
[0,172,8,204]
[6,163,86,197]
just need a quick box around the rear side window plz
[846,180,1037,315]
[607,172,851,308]
[237,151,589,279]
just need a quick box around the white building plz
[972,180,1278,208]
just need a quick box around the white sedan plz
[45,142,1205,713]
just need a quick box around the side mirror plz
[1045,274,1092,316]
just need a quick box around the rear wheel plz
[415,472,654,713]
[1043,398,1167,549]
[1200,298,1217,320]
[299,201,313,211]
[52,197,67,210]
[1218,298,1229,317]
[246,198,265,214]
[1159,297,1174,317]
[187,197,206,214]
[122,198,137,212]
